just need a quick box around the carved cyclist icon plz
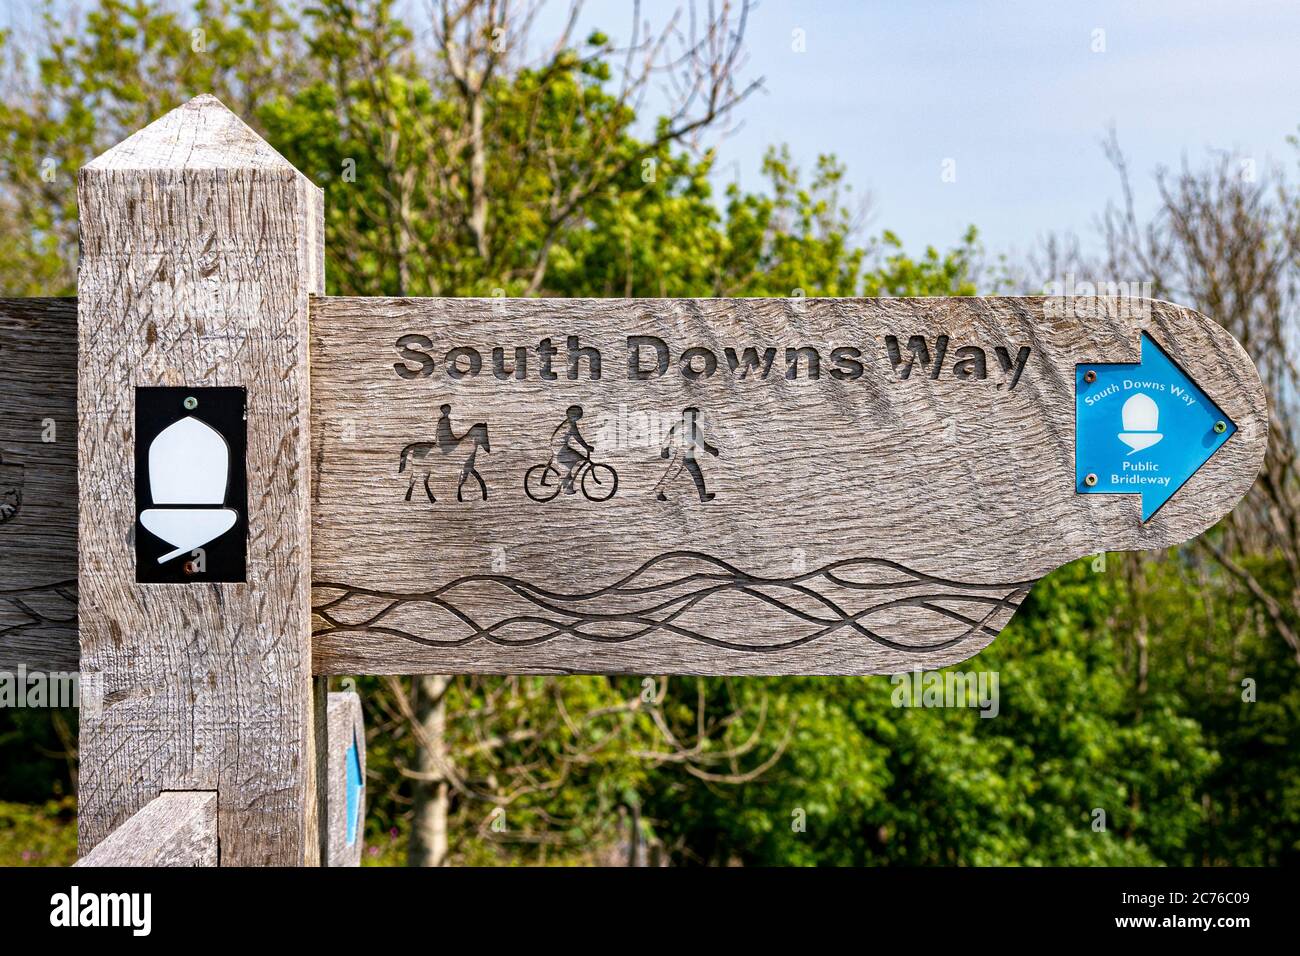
[524,405,618,503]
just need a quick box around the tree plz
[0,0,311,294]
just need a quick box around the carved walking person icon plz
[399,404,491,503]
[655,407,719,502]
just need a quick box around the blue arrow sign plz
[1076,333,1235,521]
[345,732,363,847]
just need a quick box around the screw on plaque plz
[1084,473,1098,487]
[1083,370,1097,384]
[183,396,198,410]
[1214,420,1227,434]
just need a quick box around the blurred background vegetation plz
[1,0,1297,866]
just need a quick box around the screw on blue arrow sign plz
[1076,333,1235,521]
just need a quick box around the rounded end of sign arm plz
[1071,296,1268,553]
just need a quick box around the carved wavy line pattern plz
[0,580,79,639]
[312,552,1032,655]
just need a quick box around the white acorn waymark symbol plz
[139,416,238,563]
[1118,392,1163,455]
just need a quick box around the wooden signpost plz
[0,95,1269,865]
[0,298,78,673]
[311,296,1266,675]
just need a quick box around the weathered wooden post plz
[76,95,324,864]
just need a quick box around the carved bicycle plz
[524,453,618,503]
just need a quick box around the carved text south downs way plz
[393,334,1034,389]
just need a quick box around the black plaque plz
[134,386,247,583]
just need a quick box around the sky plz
[529,0,1300,266]
[6,0,1299,269]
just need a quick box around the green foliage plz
[0,705,76,802]
[0,0,308,294]
[864,226,985,297]
[636,553,1298,867]
[0,798,77,866]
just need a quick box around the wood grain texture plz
[325,690,366,866]
[75,791,217,867]
[0,298,78,672]
[310,295,1267,675]
[77,95,323,864]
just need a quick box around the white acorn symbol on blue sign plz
[139,416,238,563]
[1118,392,1163,455]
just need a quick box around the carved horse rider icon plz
[0,451,23,526]
[399,404,491,503]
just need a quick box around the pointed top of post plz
[84,94,299,173]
